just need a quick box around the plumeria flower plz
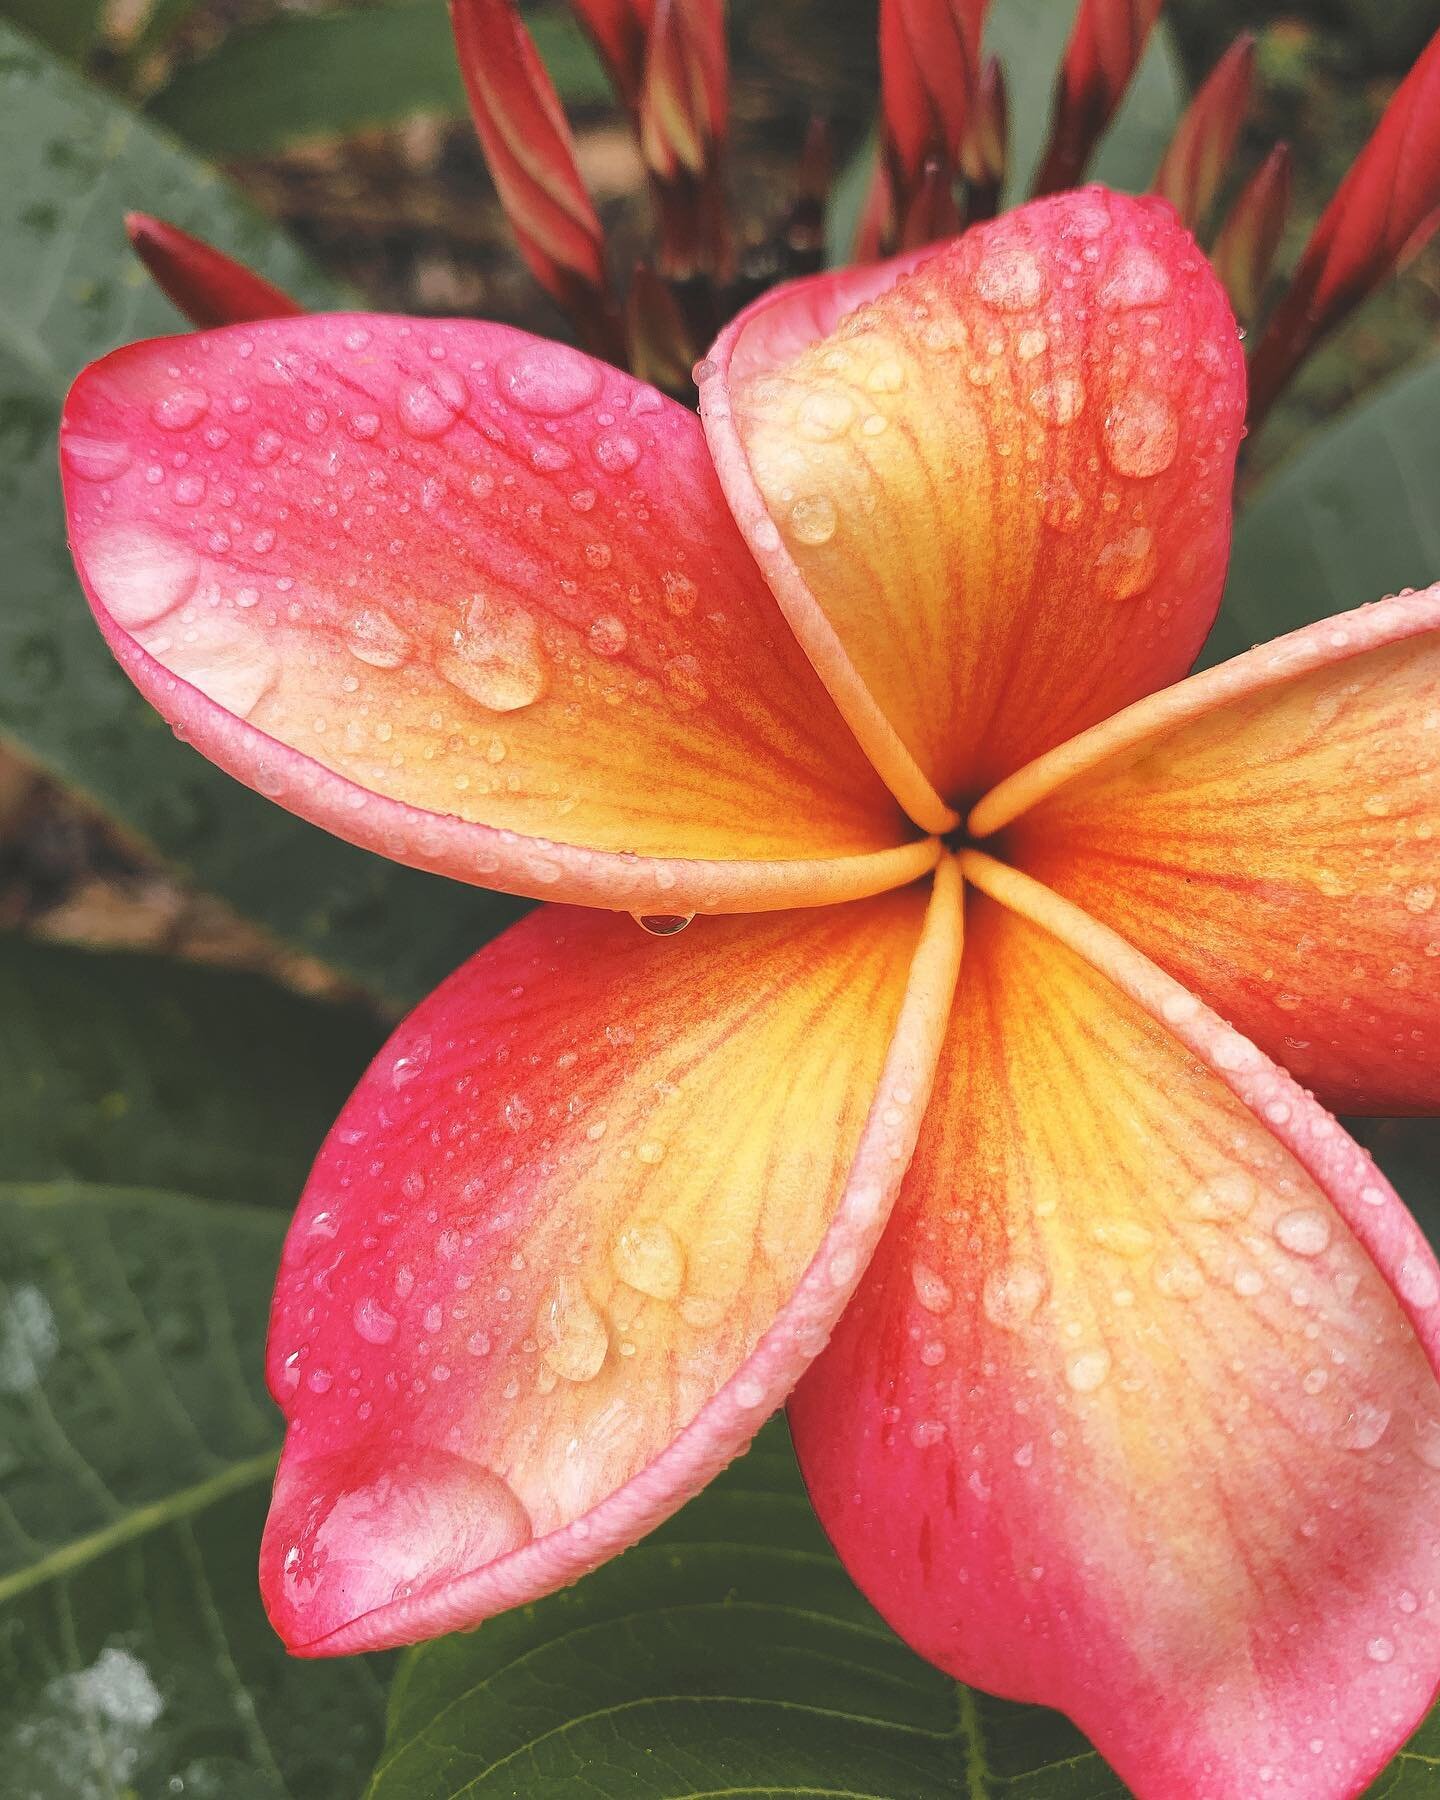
[55,7,1440,1799]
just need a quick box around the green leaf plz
[0,934,383,1207]
[146,0,610,158]
[1211,354,1440,665]
[0,1179,387,1799]
[0,19,527,1005]
[1346,1117,1440,1253]
[0,0,105,61]
[370,1418,1127,1799]
[826,0,1182,264]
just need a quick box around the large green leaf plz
[827,0,1183,263]
[371,1418,1127,1799]
[146,0,610,157]
[0,20,526,1004]
[372,1413,1440,1797]
[0,1179,386,1798]
[1211,353,1440,665]
[0,934,382,1208]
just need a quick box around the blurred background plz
[0,0,1436,985]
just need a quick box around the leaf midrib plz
[0,1445,278,1607]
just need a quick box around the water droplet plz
[498,342,602,416]
[438,595,547,712]
[168,628,278,719]
[973,246,1047,310]
[349,411,381,440]
[1065,1347,1111,1393]
[1028,376,1086,425]
[588,613,628,657]
[982,1262,1047,1330]
[503,1093,533,1131]
[151,385,210,431]
[1366,1636,1396,1664]
[1105,394,1179,478]
[1187,1171,1257,1222]
[1039,476,1083,532]
[1404,885,1436,915]
[271,1447,532,1637]
[61,433,132,482]
[663,655,708,711]
[537,1279,608,1381]
[1338,1403,1392,1451]
[593,430,640,473]
[1099,245,1172,309]
[910,1418,946,1448]
[612,1219,686,1299]
[788,494,838,546]
[398,369,467,439]
[1274,1209,1332,1258]
[86,524,199,627]
[391,1034,432,1088]
[1398,1256,1440,1310]
[346,607,412,670]
[352,1295,398,1344]
[633,913,693,936]
[1152,1252,1205,1299]
[1015,328,1049,362]
[1088,1218,1154,1257]
[912,1261,953,1314]
[797,390,856,441]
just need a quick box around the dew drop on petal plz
[1104,394,1179,478]
[438,595,547,712]
[61,433,133,482]
[1064,1347,1112,1393]
[537,1279,608,1381]
[982,1262,1047,1330]
[1273,1209,1332,1258]
[151,385,210,431]
[346,607,412,670]
[352,1295,398,1345]
[912,1260,954,1315]
[87,524,199,628]
[633,913,693,936]
[1099,245,1172,309]
[612,1219,686,1300]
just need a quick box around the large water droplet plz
[352,1295,398,1344]
[1273,1209,1332,1258]
[1095,526,1158,600]
[612,1219,686,1300]
[588,613,628,657]
[151,385,210,431]
[633,913,693,936]
[788,494,838,546]
[86,524,199,628]
[1028,376,1086,425]
[398,369,467,439]
[499,343,602,416]
[168,628,279,720]
[982,1262,1047,1330]
[911,1261,953,1315]
[972,246,1047,311]
[391,1033,432,1089]
[1105,394,1179,478]
[1187,1171,1257,1222]
[1099,245,1172,310]
[61,432,133,482]
[346,607,412,670]
[438,595,547,712]
[270,1446,532,1639]
[537,1279,608,1381]
[1064,1347,1111,1393]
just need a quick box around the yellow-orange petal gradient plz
[792,854,1440,1800]
[979,585,1440,1113]
[61,316,934,915]
[262,867,963,1654]
[701,187,1247,815]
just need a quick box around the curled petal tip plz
[123,213,303,328]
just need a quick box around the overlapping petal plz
[61,315,936,913]
[262,867,963,1655]
[978,585,1440,1112]
[792,856,1440,1800]
[700,187,1247,818]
